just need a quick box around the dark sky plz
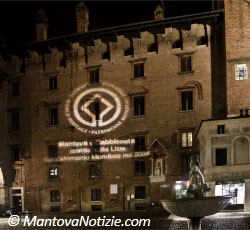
[0,1,212,47]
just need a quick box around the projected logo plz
[65,83,129,135]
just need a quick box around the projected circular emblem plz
[65,83,129,135]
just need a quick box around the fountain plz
[162,155,232,230]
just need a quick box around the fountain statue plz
[162,155,232,230]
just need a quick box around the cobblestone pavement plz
[0,211,249,230]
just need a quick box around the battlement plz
[0,22,211,77]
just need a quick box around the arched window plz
[234,137,249,164]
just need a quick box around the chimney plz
[35,9,48,41]
[76,2,89,33]
[154,5,164,20]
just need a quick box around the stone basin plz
[162,196,232,218]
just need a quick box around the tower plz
[35,9,48,41]
[76,2,89,33]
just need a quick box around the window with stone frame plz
[215,148,227,166]
[133,95,145,116]
[48,144,58,158]
[49,166,59,180]
[180,89,194,111]
[50,190,61,202]
[91,188,101,201]
[135,159,146,175]
[49,76,57,90]
[134,135,146,152]
[10,111,20,131]
[133,62,145,78]
[135,186,146,199]
[179,55,193,72]
[181,132,193,148]
[217,125,225,134]
[89,163,102,177]
[14,168,21,182]
[89,69,99,84]
[48,107,58,125]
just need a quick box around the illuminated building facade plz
[0,0,247,213]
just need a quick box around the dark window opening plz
[89,70,99,84]
[10,111,20,131]
[124,47,133,56]
[135,186,146,199]
[91,205,102,212]
[48,144,58,158]
[134,136,146,152]
[172,40,182,49]
[148,43,158,53]
[182,156,191,173]
[12,82,19,96]
[216,148,227,166]
[217,125,225,134]
[180,56,192,72]
[197,36,208,46]
[49,77,57,90]
[60,51,66,67]
[49,107,58,125]
[133,63,144,78]
[102,51,110,60]
[90,164,102,177]
[135,160,146,175]
[91,188,101,201]
[49,166,58,180]
[50,190,60,202]
[181,91,193,111]
[12,146,20,161]
[133,96,145,116]
[20,59,25,74]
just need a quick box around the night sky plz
[0,1,212,47]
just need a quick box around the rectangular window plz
[11,146,20,161]
[91,188,101,201]
[49,107,58,125]
[48,144,58,158]
[135,160,146,175]
[12,82,19,96]
[10,111,20,131]
[49,166,58,180]
[217,125,225,134]
[90,164,102,177]
[14,169,21,182]
[49,77,57,90]
[133,63,144,78]
[89,69,99,84]
[181,132,192,147]
[134,136,146,152]
[180,56,192,72]
[182,156,191,173]
[216,148,227,166]
[181,90,193,111]
[50,190,60,202]
[133,96,145,116]
[135,186,146,199]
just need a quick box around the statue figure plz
[187,155,210,198]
